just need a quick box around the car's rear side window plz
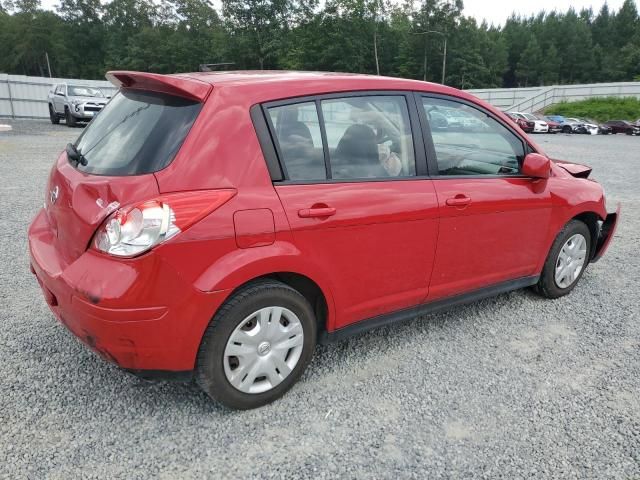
[268,102,326,181]
[74,90,202,176]
[321,96,415,179]
[266,95,416,182]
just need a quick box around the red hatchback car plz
[29,71,619,409]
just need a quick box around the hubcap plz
[555,233,587,289]
[223,306,304,394]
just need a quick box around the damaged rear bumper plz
[28,208,229,373]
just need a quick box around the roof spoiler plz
[105,71,212,102]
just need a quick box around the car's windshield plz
[73,90,202,176]
[68,85,104,97]
[522,113,537,121]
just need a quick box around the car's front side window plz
[423,97,525,176]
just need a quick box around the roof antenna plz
[199,63,236,72]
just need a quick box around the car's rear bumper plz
[28,208,229,372]
[592,204,620,262]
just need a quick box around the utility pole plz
[45,52,52,78]
[374,28,380,75]
[441,35,447,85]
[373,0,380,75]
[411,30,447,85]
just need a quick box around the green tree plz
[516,36,543,86]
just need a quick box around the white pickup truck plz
[48,83,109,127]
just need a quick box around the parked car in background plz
[560,118,588,134]
[545,115,566,124]
[508,112,549,133]
[579,118,612,135]
[48,83,108,127]
[29,71,619,409]
[538,115,562,133]
[440,109,489,132]
[543,115,584,134]
[565,117,600,135]
[506,112,535,132]
[603,120,640,135]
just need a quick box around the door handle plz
[298,206,336,218]
[445,195,471,207]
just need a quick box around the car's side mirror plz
[522,153,551,179]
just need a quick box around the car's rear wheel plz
[48,104,59,124]
[535,220,591,299]
[562,125,572,134]
[65,108,77,127]
[196,279,316,409]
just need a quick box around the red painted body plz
[28,71,617,373]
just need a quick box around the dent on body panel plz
[549,177,606,217]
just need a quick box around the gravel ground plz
[1,120,638,479]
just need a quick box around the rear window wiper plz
[66,143,87,166]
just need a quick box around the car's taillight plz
[93,189,236,257]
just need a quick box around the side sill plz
[124,369,193,383]
[320,275,539,344]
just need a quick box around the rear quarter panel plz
[152,87,339,329]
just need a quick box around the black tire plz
[535,220,591,299]
[562,125,572,134]
[196,279,317,409]
[48,104,59,124]
[65,107,77,127]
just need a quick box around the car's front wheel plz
[48,104,60,124]
[562,125,572,134]
[65,108,77,127]
[535,220,591,299]
[196,279,316,409]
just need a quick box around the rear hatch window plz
[74,89,202,176]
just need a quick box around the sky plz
[464,0,630,26]
[37,0,634,26]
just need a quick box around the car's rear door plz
[261,92,439,329]
[417,94,552,300]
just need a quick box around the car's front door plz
[418,94,553,301]
[265,93,439,329]
[54,85,66,113]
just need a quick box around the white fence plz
[3,73,640,119]
[0,74,116,119]
[467,82,640,112]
